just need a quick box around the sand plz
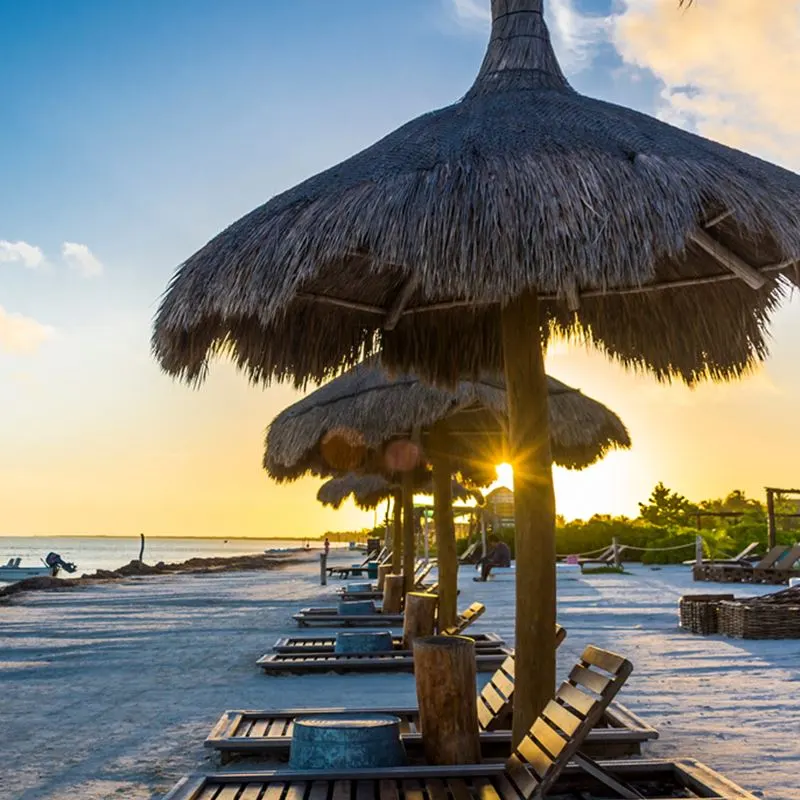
[1,554,798,799]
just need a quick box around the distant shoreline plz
[0,534,362,542]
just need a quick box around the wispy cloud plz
[0,306,53,354]
[446,0,611,74]
[62,242,104,278]
[612,0,800,169]
[0,240,45,270]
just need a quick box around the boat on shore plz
[0,552,77,583]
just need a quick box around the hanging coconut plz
[384,439,422,473]
[320,427,366,471]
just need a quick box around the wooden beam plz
[689,229,767,290]
[563,281,580,312]
[296,293,385,315]
[384,276,419,330]
[703,210,733,228]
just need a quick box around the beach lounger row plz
[272,631,505,655]
[694,544,800,584]
[327,547,393,579]
[168,645,753,799]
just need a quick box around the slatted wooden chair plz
[754,543,800,584]
[440,602,486,635]
[337,560,437,600]
[180,645,649,800]
[271,629,503,655]
[327,547,392,579]
[210,626,570,761]
[699,546,788,583]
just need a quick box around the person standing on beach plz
[324,537,330,556]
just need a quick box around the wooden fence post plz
[402,592,438,648]
[320,552,327,586]
[696,535,704,565]
[766,488,777,549]
[612,536,621,568]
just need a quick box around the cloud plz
[62,242,104,278]
[0,240,45,269]
[0,306,53,354]
[612,0,800,169]
[447,0,611,74]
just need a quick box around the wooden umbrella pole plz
[402,470,416,594]
[392,489,402,572]
[430,426,458,630]
[501,287,557,748]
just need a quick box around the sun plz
[494,462,514,489]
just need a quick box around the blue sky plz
[2,0,799,538]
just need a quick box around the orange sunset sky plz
[2,0,799,538]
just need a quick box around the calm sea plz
[0,536,345,583]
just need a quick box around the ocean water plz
[0,536,345,582]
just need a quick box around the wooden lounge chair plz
[271,630,505,655]
[753,543,800,584]
[459,541,482,564]
[181,644,651,799]
[696,546,789,583]
[580,545,628,571]
[215,628,638,765]
[167,755,757,800]
[684,541,760,567]
[337,560,436,600]
[327,547,392,579]
[293,598,485,629]
[256,642,515,675]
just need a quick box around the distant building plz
[484,487,515,530]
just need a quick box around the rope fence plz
[556,538,701,559]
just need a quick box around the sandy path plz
[0,555,798,799]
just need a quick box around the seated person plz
[474,535,511,581]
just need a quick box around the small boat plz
[0,552,77,583]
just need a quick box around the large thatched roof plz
[153,0,800,388]
[266,359,630,484]
[317,473,483,511]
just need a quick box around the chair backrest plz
[476,625,567,732]
[414,561,435,587]
[442,602,486,635]
[734,542,759,562]
[503,645,633,799]
[773,544,800,570]
[426,582,439,595]
[756,546,790,569]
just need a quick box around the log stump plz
[383,574,405,614]
[335,631,394,653]
[337,600,376,616]
[290,714,406,769]
[402,592,438,649]
[413,635,481,765]
[378,563,392,592]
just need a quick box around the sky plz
[2,0,799,539]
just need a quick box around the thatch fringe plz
[265,358,630,483]
[317,473,482,511]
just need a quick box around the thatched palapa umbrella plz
[153,0,800,741]
[266,358,630,627]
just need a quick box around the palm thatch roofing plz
[317,473,482,511]
[266,358,630,485]
[153,0,800,388]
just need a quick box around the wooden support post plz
[383,574,405,614]
[430,426,458,630]
[402,592,438,648]
[612,537,621,568]
[501,288,556,748]
[766,489,777,549]
[377,563,392,593]
[480,514,488,559]
[402,471,415,595]
[696,535,704,566]
[320,552,327,586]
[392,489,402,573]
[423,516,430,562]
[413,636,481,765]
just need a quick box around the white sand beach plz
[1,553,798,800]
